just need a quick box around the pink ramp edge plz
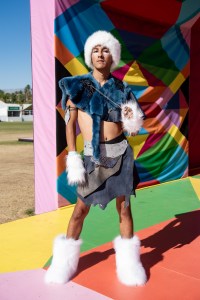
[0,269,111,300]
[30,0,57,213]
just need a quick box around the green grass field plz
[0,122,33,145]
[0,121,33,133]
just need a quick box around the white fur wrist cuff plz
[121,102,144,135]
[66,153,86,185]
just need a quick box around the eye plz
[103,48,110,53]
[92,48,98,53]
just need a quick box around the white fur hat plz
[84,30,121,71]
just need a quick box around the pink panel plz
[30,0,57,213]
[0,269,111,300]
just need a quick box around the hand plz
[130,132,138,136]
[122,106,133,119]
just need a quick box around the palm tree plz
[24,85,32,103]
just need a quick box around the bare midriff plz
[78,109,123,142]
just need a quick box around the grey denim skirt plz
[77,134,139,209]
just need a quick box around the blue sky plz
[0,0,32,90]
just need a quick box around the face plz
[91,45,113,71]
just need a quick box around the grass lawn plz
[0,122,33,145]
[0,121,33,133]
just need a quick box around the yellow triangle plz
[189,177,200,200]
[65,57,88,76]
[127,134,149,158]
[76,133,84,153]
[123,61,149,86]
[169,73,185,94]
[0,206,75,272]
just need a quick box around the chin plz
[95,66,110,72]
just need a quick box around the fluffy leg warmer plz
[113,235,147,286]
[66,152,86,185]
[45,234,82,284]
[121,101,144,135]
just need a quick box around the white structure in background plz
[0,101,33,122]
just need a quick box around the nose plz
[98,51,103,57]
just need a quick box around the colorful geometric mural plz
[55,0,199,205]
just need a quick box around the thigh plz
[116,195,125,211]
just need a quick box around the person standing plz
[45,31,147,286]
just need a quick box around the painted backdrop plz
[30,0,200,213]
[55,0,200,207]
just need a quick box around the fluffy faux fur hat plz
[84,30,121,71]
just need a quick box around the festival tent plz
[30,0,200,214]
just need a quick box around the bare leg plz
[67,198,90,240]
[116,195,133,238]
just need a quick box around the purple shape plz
[55,0,79,18]
[112,62,133,80]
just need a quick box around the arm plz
[65,99,78,152]
[65,100,86,185]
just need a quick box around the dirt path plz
[0,123,34,224]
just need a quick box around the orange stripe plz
[180,138,188,154]
[139,86,166,102]
[181,61,190,79]
[55,35,74,66]
[143,118,166,134]
[57,148,67,177]
[56,106,65,120]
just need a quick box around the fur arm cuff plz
[66,152,86,185]
[121,101,144,135]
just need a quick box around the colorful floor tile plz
[73,211,200,300]
[0,269,111,300]
[0,176,200,300]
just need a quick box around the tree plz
[3,93,11,103]
[18,92,25,104]
[24,84,32,103]
[0,90,5,100]
[11,93,17,103]
[0,85,32,104]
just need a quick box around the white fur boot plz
[45,234,82,284]
[113,235,147,286]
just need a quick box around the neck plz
[92,69,110,86]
